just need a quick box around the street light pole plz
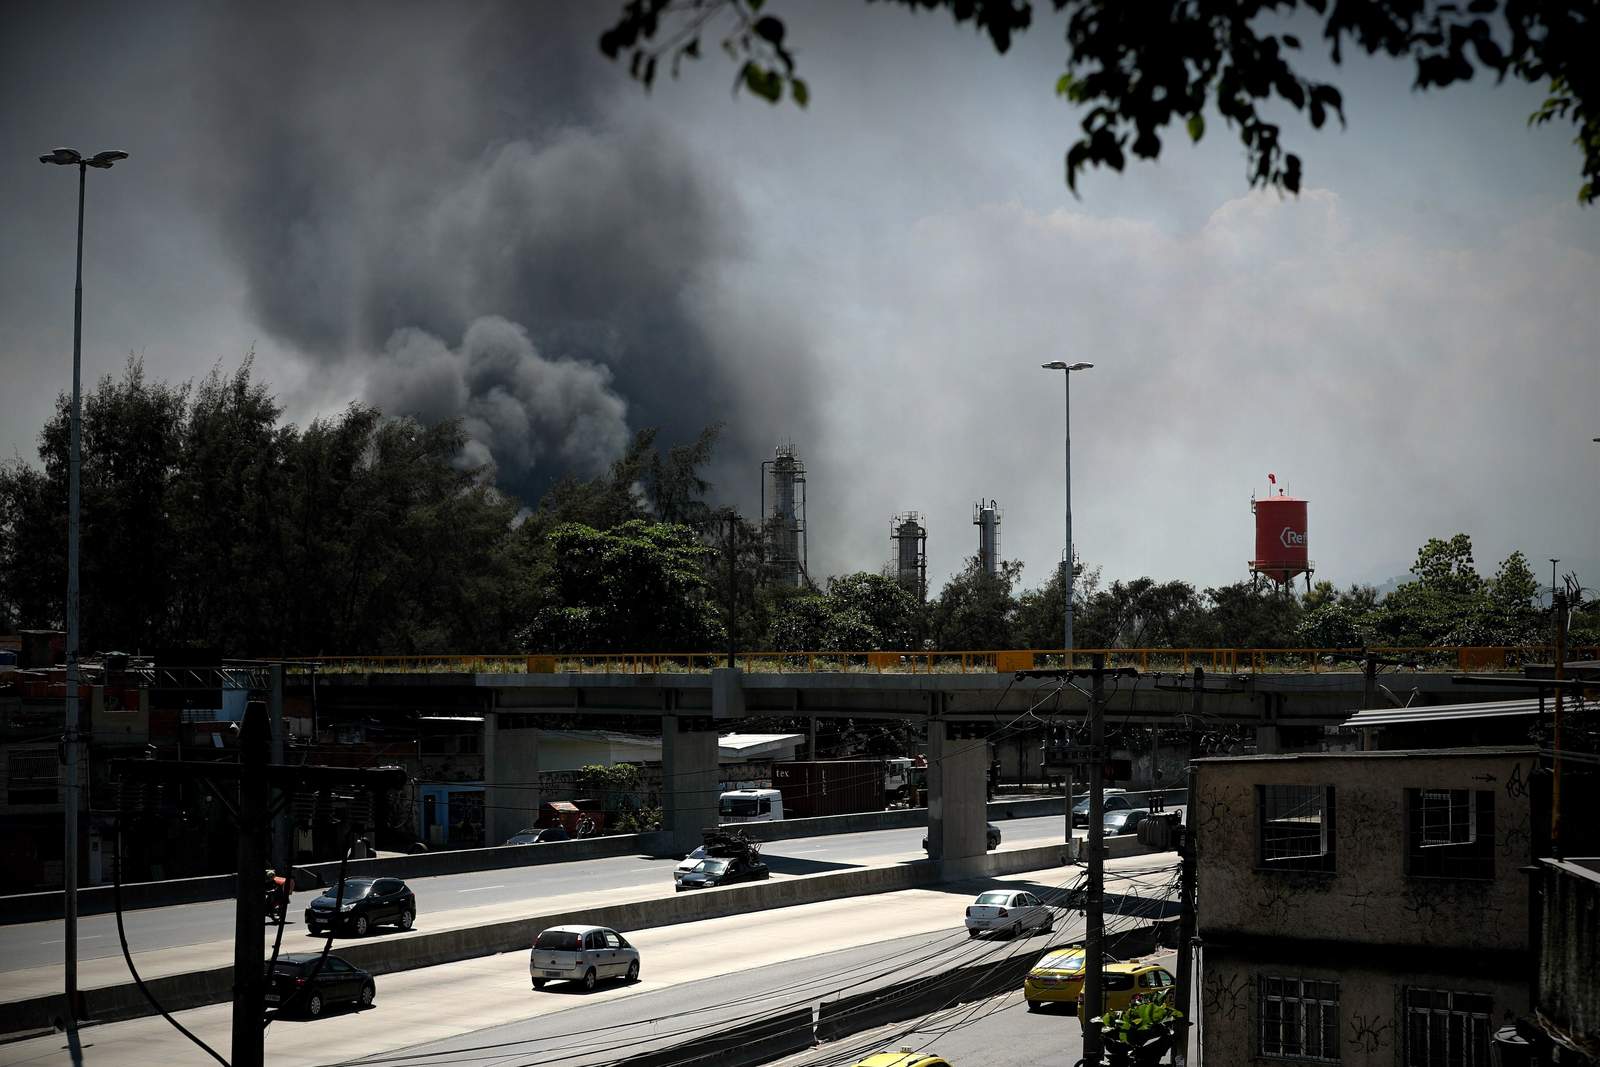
[39,146,127,1051]
[1041,361,1093,663]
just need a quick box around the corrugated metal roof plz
[1341,697,1581,728]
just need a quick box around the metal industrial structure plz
[890,512,927,601]
[760,445,808,588]
[974,500,1002,576]
[1248,476,1312,591]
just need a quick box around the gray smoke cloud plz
[185,2,815,502]
[373,316,629,479]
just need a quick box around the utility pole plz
[1173,667,1202,1067]
[232,704,268,1067]
[1083,652,1108,1066]
[1017,655,1132,1062]
[1016,655,1134,1067]
[725,513,738,671]
[1552,590,1567,857]
[269,664,288,870]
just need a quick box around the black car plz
[264,953,375,1017]
[922,823,1003,852]
[675,855,770,891]
[304,877,416,937]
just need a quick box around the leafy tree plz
[927,557,1022,649]
[759,572,922,651]
[603,0,1600,204]
[1296,582,1380,647]
[1199,580,1304,647]
[1075,577,1210,648]
[764,589,833,650]
[522,520,720,652]
[823,572,924,649]
[1014,561,1099,648]
[0,357,189,651]
[168,358,291,652]
[575,761,645,813]
[1378,533,1487,644]
[1485,550,1543,642]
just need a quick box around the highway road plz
[0,854,1180,1067]
[0,814,1100,976]
[765,949,1190,1067]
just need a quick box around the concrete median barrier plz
[615,1006,816,1067]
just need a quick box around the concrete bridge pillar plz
[926,718,990,878]
[662,717,720,855]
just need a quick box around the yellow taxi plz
[1023,946,1087,1012]
[1075,962,1176,1015]
[850,1048,952,1067]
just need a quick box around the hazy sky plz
[3,2,1597,599]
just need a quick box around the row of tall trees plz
[1,360,1592,655]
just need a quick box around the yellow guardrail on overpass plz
[285,645,1598,676]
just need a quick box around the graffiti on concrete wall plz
[1505,761,1530,800]
[1348,1012,1394,1055]
[1254,877,1299,923]
[1340,789,1399,871]
[1192,782,1242,854]
[1400,878,1502,938]
[1204,969,1249,1024]
[1500,810,1531,863]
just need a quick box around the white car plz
[674,846,709,884]
[529,925,640,991]
[964,889,1053,938]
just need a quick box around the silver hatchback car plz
[529,925,640,991]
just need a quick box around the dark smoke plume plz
[190,2,816,502]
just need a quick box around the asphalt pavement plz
[0,852,1181,1067]
[764,949,1189,1067]
[0,814,1102,974]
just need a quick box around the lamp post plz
[1041,361,1093,661]
[38,146,127,1047]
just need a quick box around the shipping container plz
[771,759,885,819]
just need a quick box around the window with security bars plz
[1257,784,1336,872]
[1406,789,1494,879]
[7,748,60,805]
[1404,988,1492,1067]
[1259,976,1340,1061]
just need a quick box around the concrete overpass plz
[301,658,1539,865]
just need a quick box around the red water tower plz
[1249,475,1312,590]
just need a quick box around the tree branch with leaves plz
[602,0,1600,203]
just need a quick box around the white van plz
[718,788,783,823]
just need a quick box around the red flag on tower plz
[1268,473,1276,485]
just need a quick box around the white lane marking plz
[455,885,506,893]
[40,935,103,944]
[788,848,827,853]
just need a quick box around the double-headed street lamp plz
[1041,361,1093,660]
[38,145,127,1047]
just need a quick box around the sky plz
[2,1,1597,602]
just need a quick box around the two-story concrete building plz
[1194,747,1538,1067]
